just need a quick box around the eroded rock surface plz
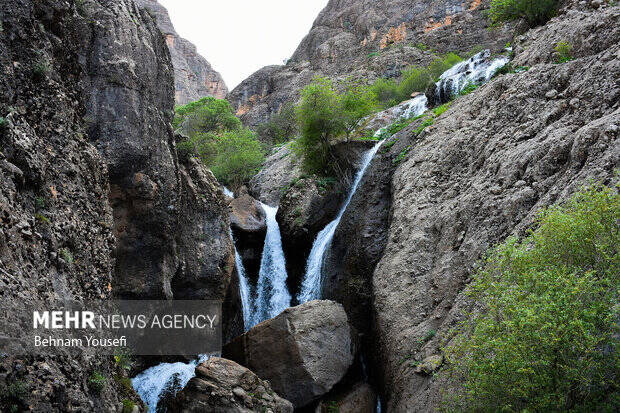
[368,5,619,412]
[228,0,512,127]
[136,0,228,104]
[170,357,293,413]
[230,188,267,280]
[223,300,357,408]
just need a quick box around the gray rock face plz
[170,357,294,413]
[230,190,267,281]
[223,300,357,408]
[82,0,179,299]
[367,5,619,412]
[0,0,136,410]
[316,382,377,413]
[249,144,303,205]
[135,0,228,104]
[228,0,513,128]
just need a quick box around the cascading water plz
[132,355,209,413]
[434,50,509,104]
[248,203,292,327]
[232,232,253,330]
[297,139,387,304]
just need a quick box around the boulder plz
[316,382,377,413]
[223,300,357,408]
[170,357,293,413]
[230,190,267,280]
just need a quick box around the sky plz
[159,0,329,90]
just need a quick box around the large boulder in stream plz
[223,300,357,408]
[229,187,267,280]
[170,357,293,413]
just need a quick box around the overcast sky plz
[159,0,329,90]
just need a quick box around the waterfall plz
[297,139,385,304]
[230,229,252,331]
[248,203,292,327]
[221,186,234,198]
[435,50,509,104]
[132,355,209,413]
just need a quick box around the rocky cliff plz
[135,0,228,104]
[0,0,238,410]
[228,0,512,128]
[321,2,619,412]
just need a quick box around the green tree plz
[209,128,265,188]
[256,103,298,144]
[488,0,559,27]
[173,97,241,133]
[296,77,344,175]
[339,79,379,136]
[442,183,619,412]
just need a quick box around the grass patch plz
[554,40,574,64]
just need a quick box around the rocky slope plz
[135,0,228,104]
[319,2,619,411]
[0,0,239,410]
[228,0,513,128]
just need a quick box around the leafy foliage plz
[488,0,559,27]
[295,77,378,175]
[173,97,240,132]
[88,371,106,394]
[555,40,574,63]
[209,128,265,188]
[442,183,620,412]
[372,53,462,108]
[256,103,298,144]
[174,97,264,188]
[0,381,28,413]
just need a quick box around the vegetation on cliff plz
[488,0,559,27]
[175,97,264,188]
[443,183,619,412]
[295,77,377,175]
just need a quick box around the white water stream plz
[249,203,292,327]
[297,139,386,303]
[132,49,510,410]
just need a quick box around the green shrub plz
[296,77,342,175]
[442,183,619,412]
[114,375,134,397]
[61,248,74,264]
[0,117,6,129]
[209,128,265,188]
[33,58,50,79]
[256,103,298,144]
[555,40,574,63]
[372,53,462,108]
[88,371,106,394]
[339,79,379,136]
[1,380,28,413]
[428,53,463,81]
[295,77,377,175]
[114,349,133,372]
[121,399,135,413]
[371,78,399,108]
[458,82,478,96]
[173,97,240,133]
[488,0,559,27]
[433,102,451,117]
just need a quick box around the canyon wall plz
[228,0,512,128]
[135,0,228,104]
[0,0,239,410]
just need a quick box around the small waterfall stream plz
[132,355,209,413]
[132,49,510,410]
[249,203,292,327]
[297,139,386,304]
[435,50,509,103]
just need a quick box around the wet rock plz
[223,300,357,408]
[316,382,377,413]
[230,190,267,280]
[170,357,293,413]
[249,144,303,205]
